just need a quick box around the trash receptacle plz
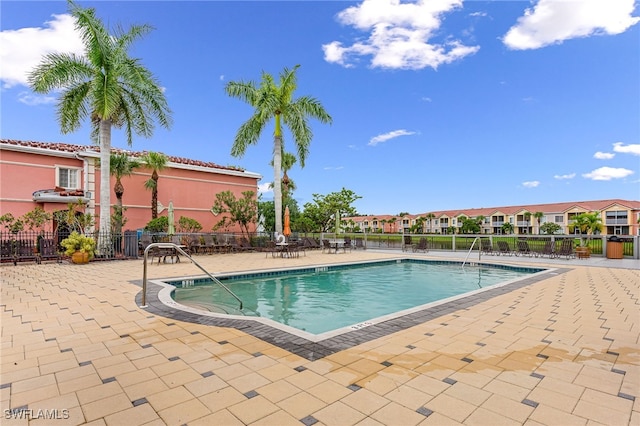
[606,236,623,259]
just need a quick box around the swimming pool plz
[168,259,545,337]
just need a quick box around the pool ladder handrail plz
[140,242,243,310]
[462,236,481,267]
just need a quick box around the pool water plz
[172,260,542,335]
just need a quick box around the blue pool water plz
[171,260,543,335]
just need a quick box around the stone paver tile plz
[82,393,132,423]
[157,398,211,425]
[149,359,189,377]
[418,411,464,425]
[529,404,588,426]
[95,361,138,380]
[199,386,245,412]
[57,372,104,395]
[347,358,387,376]
[212,363,253,381]
[526,385,580,412]
[251,409,301,426]
[9,384,60,408]
[371,400,426,426]
[482,378,530,402]
[341,388,390,416]
[29,406,85,426]
[444,381,492,406]
[481,393,534,423]
[104,403,159,426]
[256,363,297,382]
[325,366,368,386]
[10,374,56,394]
[535,375,586,398]
[495,370,541,390]
[313,400,367,426]
[384,385,432,410]
[284,369,326,390]
[188,409,243,426]
[307,379,353,404]
[404,374,450,397]
[256,379,301,403]
[76,381,123,405]
[464,406,522,426]
[227,371,271,394]
[277,391,327,419]
[573,388,634,424]
[115,368,157,388]
[424,393,477,423]
[122,378,167,402]
[145,385,194,411]
[227,395,279,424]
[159,367,202,388]
[184,374,228,397]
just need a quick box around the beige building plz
[347,199,640,236]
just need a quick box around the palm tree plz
[569,212,603,247]
[533,211,544,234]
[110,152,140,233]
[141,152,168,219]
[225,65,332,234]
[425,213,436,233]
[28,1,171,246]
[270,151,298,205]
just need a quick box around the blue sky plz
[2,0,639,215]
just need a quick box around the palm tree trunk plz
[98,119,112,253]
[273,135,283,235]
[151,172,159,219]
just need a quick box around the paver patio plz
[1,250,638,425]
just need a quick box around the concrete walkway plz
[1,249,638,425]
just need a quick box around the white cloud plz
[582,167,634,181]
[323,0,479,70]
[554,173,576,180]
[421,96,432,102]
[368,129,416,146]
[219,75,225,81]
[503,0,640,50]
[593,151,614,160]
[258,182,272,194]
[469,12,487,18]
[323,166,345,170]
[18,92,56,106]
[522,181,540,188]
[0,13,84,89]
[613,142,640,156]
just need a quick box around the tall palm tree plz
[110,152,140,233]
[533,211,544,234]
[28,1,172,247]
[225,65,332,234]
[270,151,298,205]
[425,213,436,233]
[140,152,168,219]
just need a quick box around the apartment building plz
[347,199,640,236]
[0,139,261,232]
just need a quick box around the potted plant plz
[60,231,96,264]
[569,212,603,258]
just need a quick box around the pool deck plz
[1,249,638,425]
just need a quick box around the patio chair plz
[497,241,514,256]
[516,240,533,257]
[322,239,332,253]
[412,237,428,253]
[263,240,278,258]
[556,239,575,259]
[354,237,365,250]
[343,237,353,253]
[481,239,494,255]
[201,234,216,254]
[402,235,412,252]
[38,238,61,263]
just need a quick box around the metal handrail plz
[140,242,243,310]
[462,236,481,267]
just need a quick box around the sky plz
[1,0,639,216]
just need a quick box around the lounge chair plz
[354,237,365,250]
[556,239,575,259]
[412,237,428,253]
[201,234,216,254]
[263,240,278,258]
[497,241,514,256]
[322,239,332,253]
[516,240,533,257]
[39,238,61,263]
[343,237,353,253]
[481,239,494,255]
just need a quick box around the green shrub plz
[144,216,168,233]
[60,231,96,259]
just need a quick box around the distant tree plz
[145,216,168,233]
[258,199,275,233]
[460,217,480,234]
[141,152,168,219]
[177,216,202,233]
[109,153,140,233]
[533,211,544,234]
[568,212,603,246]
[299,188,361,232]
[225,65,332,234]
[211,190,258,239]
[425,213,436,233]
[501,222,514,234]
[411,216,425,233]
[540,222,561,235]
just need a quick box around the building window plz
[554,215,564,223]
[606,210,627,225]
[57,166,80,189]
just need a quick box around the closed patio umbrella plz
[167,201,175,235]
[283,206,291,237]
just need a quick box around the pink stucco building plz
[0,139,262,233]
